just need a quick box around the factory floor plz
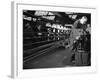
[23,46,76,69]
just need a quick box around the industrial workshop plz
[23,10,91,69]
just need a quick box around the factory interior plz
[23,10,91,69]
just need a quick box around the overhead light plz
[46,23,51,27]
[42,16,55,20]
[56,25,60,29]
[48,12,54,15]
[65,12,74,14]
[72,15,77,19]
[52,24,57,28]
[35,11,48,16]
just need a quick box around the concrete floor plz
[23,47,75,69]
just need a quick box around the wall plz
[0,0,100,80]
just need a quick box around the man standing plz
[70,16,88,49]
